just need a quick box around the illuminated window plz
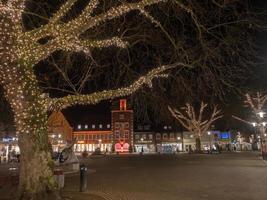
[163,126,167,130]
[170,133,174,139]
[78,124,81,129]
[149,134,153,140]
[84,125,88,129]
[99,124,103,129]
[107,124,111,128]
[120,99,127,110]
[156,133,161,140]
[135,134,140,139]
[92,124,95,129]
[142,134,146,140]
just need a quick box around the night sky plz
[1,0,267,135]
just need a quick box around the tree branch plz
[49,62,187,111]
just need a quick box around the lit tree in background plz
[168,102,222,152]
[233,92,267,159]
[0,0,190,199]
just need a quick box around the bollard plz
[79,164,88,192]
[54,169,64,188]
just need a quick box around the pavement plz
[0,151,267,200]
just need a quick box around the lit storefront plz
[73,130,113,153]
[134,132,155,153]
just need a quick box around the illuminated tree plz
[0,0,188,199]
[168,102,222,152]
[233,92,267,158]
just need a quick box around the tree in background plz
[168,102,222,152]
[0,0,190,199]
[233,92,267,159]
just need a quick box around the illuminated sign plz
[220,132,230,140]
[77,141,85,144]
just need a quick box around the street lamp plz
[207,131,212,154]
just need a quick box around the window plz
[137,125,143,130]
[120,132,124,138]
[163,126,167,130]
[101,135,105,139]
[92,124,95,129]
[135,134,140,140]
[107,124,111,129]
[115,131,119,139]
[168,126,172,130]
[93,135,96,139]
[119,114,124,120]
[110,134,113,139]
[163,134,168,139]
[156,133,161,140]
[97,135,100,139]
[88,135,92,140]
[124,122,129,128]
[78,135,84,140]
[84,124,88,129]
[99,124,103,129]
[170,133,174,139]
[142,134,146,140]
[78,124,81,129]
[144,125,150,130]
[115,123,120,129]
[125,130,129,139]
[149,134,153,140]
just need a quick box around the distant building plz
[47,100,233,154]
[47,111,73,152]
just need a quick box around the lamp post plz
[251,111,267,159]
[207,131,212,154]
[98,139,102,151]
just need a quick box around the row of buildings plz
[48,99,232,154]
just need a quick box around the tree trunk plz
[0,7,61,199]
[18,130,60,200]
[195,137,202,153]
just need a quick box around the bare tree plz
[168,102,222,152]
[0,0,191,199]
[233,92,267,158]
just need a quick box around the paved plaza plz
[0,152,267,200]
[63,152,267,200]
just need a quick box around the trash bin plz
[54,169,64,188]
[79,164,88,192]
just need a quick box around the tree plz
[233,92,267,158]
[0,0,188,199]
[168,102,222,152]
